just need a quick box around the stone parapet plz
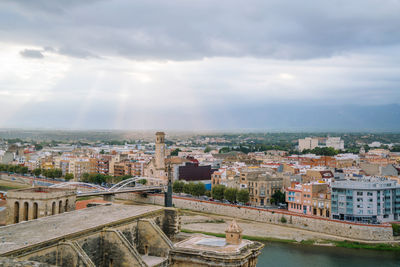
[118,193,394,241]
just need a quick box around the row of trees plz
[81,173,113,185]
[211,185,250,203]
[81,173,138,185]
[0,164,75,181]
[0,164,29,174]
[219,143,294,154]
[32,168,68,180]
[172,181,251,204]
[301,147,339,156]
[173,180,207,197]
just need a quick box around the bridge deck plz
[0,204,163,255]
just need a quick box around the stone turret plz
[225,219,243,245]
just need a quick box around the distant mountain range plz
[212,104,400,131]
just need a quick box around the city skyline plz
[1,1,400,130]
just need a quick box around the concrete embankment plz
[118,193,396,242]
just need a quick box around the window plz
[357,198,363,202]
[367,192,373,196]
[357,192,363,196]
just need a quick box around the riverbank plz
[0,180,30,191]
[180,210,400,251]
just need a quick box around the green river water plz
[257,242,400,267]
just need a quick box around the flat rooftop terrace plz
[174,234,252,254]
[0,204,163,255]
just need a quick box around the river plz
[257,242,400,267]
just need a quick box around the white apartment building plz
[298,137,319,152]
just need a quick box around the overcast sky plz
[1,0,400,130]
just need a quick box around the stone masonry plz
[6,187,76,225]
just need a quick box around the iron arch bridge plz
[50,177,165,196]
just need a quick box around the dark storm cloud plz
[19,49,44,59]
[2,0,400,60]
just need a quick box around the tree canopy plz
[224,187,237,203]
[211,185,225,201]
[237,189,250,204]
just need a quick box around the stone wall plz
[6,187,76,225]
[118,193,394,241]
[4,207,179,266]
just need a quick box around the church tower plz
[155,132,166,170]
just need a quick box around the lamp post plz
[164,164,173,207]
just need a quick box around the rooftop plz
[173,234,252,254]
[0,204,162,255]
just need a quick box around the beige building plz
[6,187,76,225]
[240,168,283,206]
[298,137,319,152]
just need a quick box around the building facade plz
[286,182,331,218]
[331,178,400,223]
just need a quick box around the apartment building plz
[325,137,344,150]
[331,178,400,223]
[286,182,331,218]
[96,155,112,175]
[298,138,319,152]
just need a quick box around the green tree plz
[192,183,206,197]
[138,179,147,185]
[65,173,74,181]
[54,169,62,178]
[20,166,28,174]
[211,185,225,201]
[271,190,285,204]
[34,144,43,151]
[33,168,41,176]
[173,180,184,194]
[237,189,250,204]
[100,149,105,154]
[183,182,191,194]
[44,169,55,179]
[224,187,237,203]
[205,190,211,197]
[82,173,90,182]
[204,146,212,153]
[219,147,231,154]
[170,148,181,156]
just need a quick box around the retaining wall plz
[118,193,394,241]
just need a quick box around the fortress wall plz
[118,193,394,241]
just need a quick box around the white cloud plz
[0,1,399,129]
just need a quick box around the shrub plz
[280,216,287,223]
[392,223,400,236]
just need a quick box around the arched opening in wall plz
[14,202,19,223]
[23,202,29,221]
[65,199,69,212]
[59,200,63,213]
[33,202,38,219]
[52,202,56,215]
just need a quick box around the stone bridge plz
[0,204,180,267]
